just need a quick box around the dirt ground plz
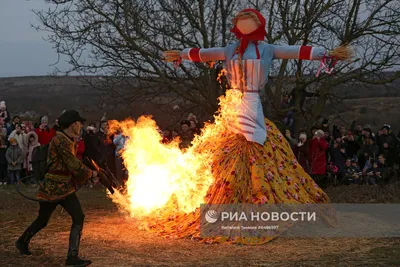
[0,186,399,267]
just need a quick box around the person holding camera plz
[35,116,56,145]
[293,132,310,173]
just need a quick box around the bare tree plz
[36,0,400,131]
[259,0,400,131]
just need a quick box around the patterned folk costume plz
[152,8,350,244]
[37,131,93,201]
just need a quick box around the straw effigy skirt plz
[146,118,333,245]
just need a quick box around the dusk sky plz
[0,0,69,77]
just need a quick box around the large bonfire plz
[108,85,243,220]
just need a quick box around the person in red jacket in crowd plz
[35,116,56,145]
[76,131,85,160]
[293,131,310,174]
[309,129,329,188]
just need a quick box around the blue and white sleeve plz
[180,47,226,62]
[272,45,328,60]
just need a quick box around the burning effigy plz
[105,8,351,244]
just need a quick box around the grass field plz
[0,185,399,267]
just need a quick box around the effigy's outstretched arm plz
[272,45,353,61]
[163,47,226,63]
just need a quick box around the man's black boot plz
[65,256,92,266]
[66,223,91,266]
[16,230,35,255]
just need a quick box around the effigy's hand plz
[316,45,354,77]
[329,45,354,61]
[163,50,181,62]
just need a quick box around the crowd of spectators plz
[278,92,400,188]
[0,101,60,185]
[286,119,399,188]
[1,96,398,189]
[0,99,202,186]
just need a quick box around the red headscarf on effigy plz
[230,9,267,56]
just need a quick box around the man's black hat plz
[58,110,86,128]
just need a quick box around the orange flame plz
[109,70,243,219]
[217,68,228,84]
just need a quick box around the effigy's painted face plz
[236,17,259,34]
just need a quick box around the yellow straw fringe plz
[329,45,354,61]
[163,50,180,62]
